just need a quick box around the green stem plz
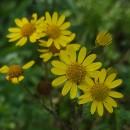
[43,62,49,80]
[20,82,53,114]
[87,45,99,55]
[20,82,70,130]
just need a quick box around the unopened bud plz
[96,31,112,46]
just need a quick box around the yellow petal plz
[51,61,67,69]
[68,47,76,62]
[40,52,52,58]
[58,38,67,47]
[61,81,72,96]
[54,40,60,50]
[52,12,58,24]
[78,98,92,104]
[109,91,123,98]
[38,32,47,38]
[78,92,91,99]
[90,101,98,114]
[67,44,81,51]
[7,33,20,38]
[60,50,71,65]
[43,56,53,62]
[18,76,24,81]
[29,33,37,43]
[39,40,47,46]
[40,52,53,62]
[11,77,19,84]
[0,66,9,73]
[70,83,77,99]
[15,18,23,27]
[51,68,66,75]
[78,47,87,63]
[103,101,113,113]
[99,69,106,83]
[46,38,53,47]
[42,53,53,62]
[85,76,94,86]
[6,75,9,80]
[82,54,97,66]
[86,62,102,71]
[68,33,76,42]
[36,16,44,24]
[87,71,96,78]
[22,17,29,24]
[60,22,71,30]
[22,60,35,69]
[60,35,71,42]
[78,81,89,90]
[105,73,117,86]
[106,97,117,107]
[32,13,37,21]
[54,53,59,56]
[57,15,65,26]
[9,35,21,42]
[61,30,71,35]
[97,102,104,116]
[94,71,100,82]
[52,76,67,86]
[108,79,122,88]
[45,12,52,23]
[8,28,20,32]
[16,37,27,46]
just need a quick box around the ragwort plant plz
[0,11,123,130]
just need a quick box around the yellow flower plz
[96,31,112,46]
[51,47,102,99]
[0,61,35,84]
[7,13,44,46]
[41,12,75,49]
[38,34,80,62]
[78,68,123,116]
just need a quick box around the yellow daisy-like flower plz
[41,12,75,49]
[51,47,102,99]
[78,68,123,116]
[7,13,45,46]
[38,34,80,62]
[0,61,35,84]
[96,31,112,46]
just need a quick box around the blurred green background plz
[0,0,130,130]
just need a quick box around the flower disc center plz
[21,23,36,37]
[8,65,23,78]
[66,62,86,83]
[46,24,60,39]
[90,83,109,101]
[49,43,65,54]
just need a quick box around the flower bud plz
[96,31,112,46]
[36,80,53,98]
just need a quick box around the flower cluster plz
[0,11,123,117]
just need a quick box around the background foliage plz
[0,0,130,130]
